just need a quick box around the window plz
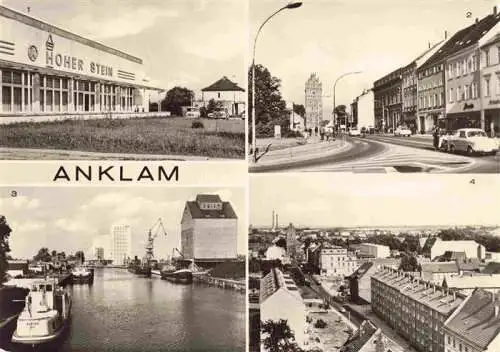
[448,64,454,78]
[1,69,31,113]
[485,49,491,67]
[472,55,477,71]
[464,84,469,100]
[449,88,454,102]
[485,77,491,97]
[457,86,461,101]
[472,82,478,99]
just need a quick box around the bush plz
[314,319,327,329]
[192,121,204,129]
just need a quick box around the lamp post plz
[251,1,303,163]
[332,71,362,132]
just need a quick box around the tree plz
[0,216,12,284]
[248,64,288,139]
[293,103,305,117]
[399,254,419,272]
[334,105,348,126]
[275,238,287,249]
[34,247,52,262]
[160,86,194,116]
[261,319,304,352]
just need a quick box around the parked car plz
[445,128,498,155]
[348,127,361,136]
[339,307,347,313]
[394,126,411,137]
[185,107,200,119]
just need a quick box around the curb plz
[249,141,352,171]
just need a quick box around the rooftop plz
[421,262,458,273]
[340,320,377,352]
[444,289,500,350]
[372,267,465,315]
[422,12,500,68]
[185,197,237,220]
[444,274,500,289]
[201,76,244,92]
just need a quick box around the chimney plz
[445,30,448,39]
[494,6,498,15]
[272,210,275,229]
[428,41,431,49]
[475,18,479,24]
[375,332,385,352]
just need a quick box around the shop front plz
[483,98,500,137]
[0,5,159,122]
[446,99,482,132]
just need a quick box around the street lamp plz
[332,71,362,131]
[251,2,303,163]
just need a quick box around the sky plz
[0,0,246,100]
[0,187,246,260]
[250,0,499,116]
[250,174,500,228]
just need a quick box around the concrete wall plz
[192,218,237,259]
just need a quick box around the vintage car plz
[445,128,498,155]
[394,126,411,137]
[348,127,361,136]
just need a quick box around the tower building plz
[305,73,323,133]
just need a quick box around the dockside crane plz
[143,218,168,264]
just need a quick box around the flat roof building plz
[0,5,160,124]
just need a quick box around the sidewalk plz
[250,136,351,169]
[0,147,230,161]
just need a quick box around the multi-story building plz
[420,262,460,285]
[181,194,238,261]
[351,89,374,130]
[373,68,402,132]
[304,73,323,132]
[357,243,390,259]
[445,11,500,131]
[110,224,132,266]
[92,234,111,261]
[0,5,160,124]
[480,22,500,137]
[371,266,465,352]
[260,268,306,348]
[418,8,500,133]
[430,238,485,260]
[319,245,358,277]
[94,247,104,261]
[443,274,500,295]
[402,41,445,133]
[443,288,500,352]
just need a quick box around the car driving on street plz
[348,127,361,136]
[444,128,498,155]
[394,126,411,137]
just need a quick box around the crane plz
[143,218,167,264]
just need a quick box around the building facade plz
[0,5,160,124]
[285,223,299,262]
[305,73,323,132]
[357,243,390,259]
[373,68,402,132]
[372,266,465,352]
[320,246,358,277]
[110,224,132,266]
[480,30,500,137]
[181,194,238,260]
[352,89,374,130]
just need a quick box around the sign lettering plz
[489,99,500,105]
[463,103,474,110]
[43,35,115,78]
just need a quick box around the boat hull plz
[128,266,151,278]
[12,317,70,345]
[72,274,94,284]
[161,271,193,284]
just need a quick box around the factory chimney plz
[272,210,275,230]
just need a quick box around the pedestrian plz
[432,125,440,151]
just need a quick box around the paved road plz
[258,134,499,173]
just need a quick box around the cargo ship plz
[71,266,94,284]
[160,265,193,284]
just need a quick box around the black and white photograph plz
[249,174,500,352]
[0,0,245,160]
[0,187,246,351]
[248,0,500,173]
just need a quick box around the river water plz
[1,268,245,352]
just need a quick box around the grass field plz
[0,117,245,159]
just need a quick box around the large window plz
[73,80,96,112]
[40,76,69,112]
[2,69,31,113]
